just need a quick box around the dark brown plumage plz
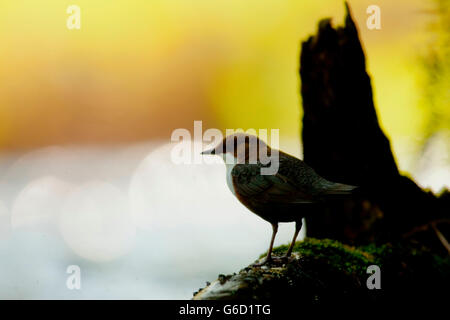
[202,133,358,263]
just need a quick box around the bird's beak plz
[201,148,216,155]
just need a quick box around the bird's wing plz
[276,153,358,198]
[231,163,315,204]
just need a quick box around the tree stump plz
[300,3,448,244]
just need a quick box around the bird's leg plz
[253,223,278,266]
[285,220,302,258]
[266,223,278,262]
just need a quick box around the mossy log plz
[193,238,450,302]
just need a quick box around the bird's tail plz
[325,183,359,195]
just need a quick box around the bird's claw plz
[252,255,291,267]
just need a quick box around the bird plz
[201,133,358,264]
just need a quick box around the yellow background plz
[0,0,447,165]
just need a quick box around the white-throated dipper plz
[201,133,358,264]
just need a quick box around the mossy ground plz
[195,237,450,303]
[262,238,376,275]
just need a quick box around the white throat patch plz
[222,153,237,195]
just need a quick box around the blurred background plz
[0,0,448,299]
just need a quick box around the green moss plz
[261,238,375,275]
[195,237,450,301]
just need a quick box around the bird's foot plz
[281,254,296,264]
[252,256,288,267]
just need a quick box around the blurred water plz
[0,136,447,299]
[0,141,302,299]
